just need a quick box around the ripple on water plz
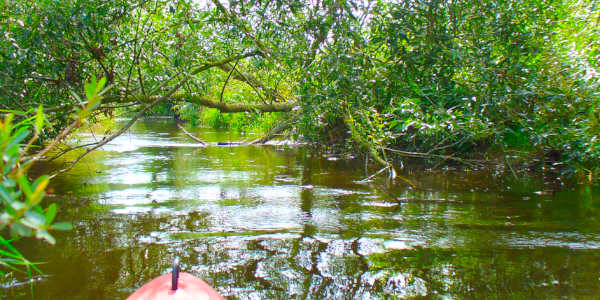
[192,169,253,184]
[503,231,600,249]
[18,119,600,300]
[84,135,205,152]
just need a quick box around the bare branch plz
[219,59,240,103]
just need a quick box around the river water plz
[4,118,600,299]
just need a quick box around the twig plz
[427,136,467,154]
[219,59,239,102]
[226,64,268,104]
[504,155,518,179]
[44,140,105,163]
[50,102,153,178]
[26,119,82,164]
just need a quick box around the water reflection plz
[4,118,600,299]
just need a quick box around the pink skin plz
[126,272,224,300]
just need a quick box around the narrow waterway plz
[4,118,600,299]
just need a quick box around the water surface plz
[4,118,600,299]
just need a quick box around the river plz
[4,118,600,299]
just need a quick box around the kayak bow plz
[127,258,224,300]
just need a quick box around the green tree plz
[1,0,598,182]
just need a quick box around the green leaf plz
[9,200,26,212]
[0,236,21,254]
[96,76,106,94]
[0,186,13,204]
[3,114,14,135]
[50,222,72,231]
[34,105,44,134]
[23,211,45,228]
[35,229,55,245]
[31,175,49,192]
[84,75,97,101]
[11,222,33,237]
[29,175,48,206]
[45,203,57,225]
[86,97,102,112]
[70,90,83,104]
[14,115,36,128]
[7,128,30,149]
[97,84,112,97]
[0,109,27,115]
[32,205,44,214]
[0,212,12,229]
[17,174,32,198]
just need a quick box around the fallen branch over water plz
[177,123,206,145]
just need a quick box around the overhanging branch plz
[182,94,295,112]
[104,94,296,113]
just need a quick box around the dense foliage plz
[295,0,599,180]
[0,0,598,183]
[0,76,106,277]
[0,109,71,277]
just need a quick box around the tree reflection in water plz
[6,119,600,299]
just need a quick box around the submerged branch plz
[356,166,390,183]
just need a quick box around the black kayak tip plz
[171,257,180,291]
